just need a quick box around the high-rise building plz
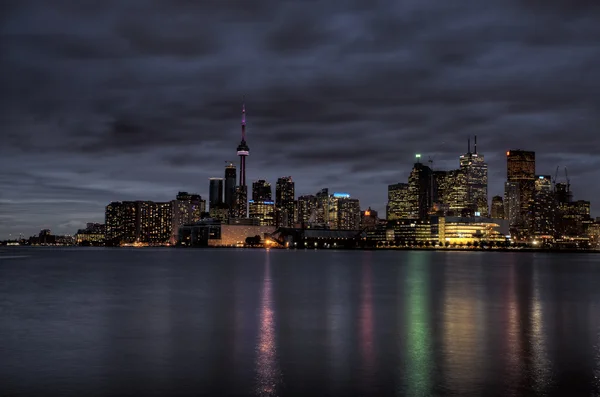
[504,181,520,233]
[459,136,488,216]
[252,180,272,201]
[329,193,350,229]
[209,178,224,209]
[106,201,173,245]
[387,183,411,220]
[408,159,433,220]
[171,192,206,243]
[447,169,469,216]
[248,200,275,226]
[491,196,504,219]
[276,177,295,227]
[506,150,535,238]
[533,175,556,238]
[105,201,138,245]
[232,186,248,218]
[297,195,317,226]
[337,197,361,230]
[224,162,237,209]
[315,188,329,225]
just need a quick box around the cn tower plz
[236,101,250,186]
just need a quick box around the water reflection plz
[255,253,282,396]
[404,254,433,396]
[359,258,375,391]
[530,264,552,394]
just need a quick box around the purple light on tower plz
[236,100,250,186]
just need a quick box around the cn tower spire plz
[236,98,250,187]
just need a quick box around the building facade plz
[275,176,295,227]
[506,150,535,238]
[249,200,276,226]
[387,183,411,220]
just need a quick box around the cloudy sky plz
[1,0,599,238]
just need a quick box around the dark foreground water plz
[0,248,599,397]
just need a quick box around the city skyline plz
[2,1,600,239]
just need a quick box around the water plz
[1,248,599,396]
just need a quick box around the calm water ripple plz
[0,248,599,396]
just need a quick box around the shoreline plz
[3,245,599,254]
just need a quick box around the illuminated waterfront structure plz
[491,196,504,219]
[75,223,105,245]
[106,201,173,245]
[249,200,276,226]
[506,150,535,238]
[387,183,411,220]
[252,180,272,201]
[275,177,295,227]
[459,136,488,216]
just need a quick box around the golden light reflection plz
[255,253,282,396]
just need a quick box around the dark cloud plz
[1,0,600,238]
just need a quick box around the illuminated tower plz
[237,102,250,186]
[232,101,250,218]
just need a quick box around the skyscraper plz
[533,175,555,238]
[209,178,224,209]
[297,195,317,226]
[507,150,535,238]
[105,201,138,245]
[504,181,520,232]
[224,162,237,209]
[459,136,488,216]
[252,180,272,201]
[491,196,504,219]
[171,192,206,243]
[276,177,295,227]
[337,197,361,230]
[408,159,433,220]
[386,183,411,220]
[328,193,350,229]
[315,188,329,225]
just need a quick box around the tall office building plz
[232,186,248,218]
[224,162,237,209]
[361,208,379,231]
[297,195,317,226]
[328,193,351,230]
[276,177,295,227]
[252,180,272,201]
[315,188,330,225]
[337,197,361,230]
[408,159,433,220]
[459,136,488,216]
[504,181,520,233]
[491,196,504,219]
[248,200,276,226]
[386,183,411,220]
[209,178,224,209]
[506,150,535,238]
[533,175,555,238]
[447,169,469,216]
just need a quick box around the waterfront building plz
[506,150,536,238]
[209,178,224,209]
[387,183,411,220]
[252,179,272,201]
[275,176,295,227]
[249,200,276,226]
[297,195,317,226]
[408,159,433,220]
[337,197,361,230]
[533,175,556,239]
[224,162,237,209]
[459,136,489,216]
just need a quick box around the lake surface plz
[0,248,599,396]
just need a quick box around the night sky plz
[1,0,600,239]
